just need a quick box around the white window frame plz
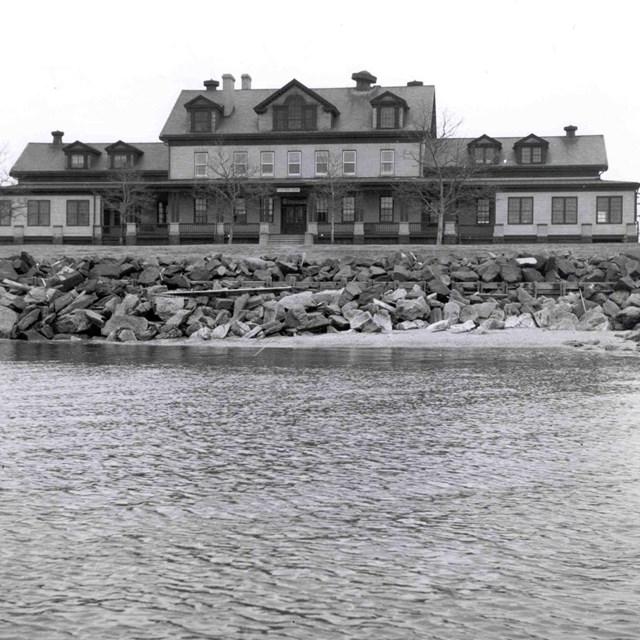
[233,151,248,176]
[194,152,208,178]
[260,151,274,176]
[315,150,329,176]
[288,151,301,176]
[343,150,356,176]
[380,149,395,176]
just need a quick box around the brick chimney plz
[407,80,423,87]
[351,70,377,91]
[203,79,219,91]
[564,125,578,137]
[241,74,252,90]
[51,130,64,145]
[222,73,236,116]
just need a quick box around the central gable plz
[253,79,340,117]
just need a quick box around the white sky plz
[2,0,639,181]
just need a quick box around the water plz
[1,342,640,639]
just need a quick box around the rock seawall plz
[2,249,640,343]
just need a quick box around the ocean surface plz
[1,341,639,640]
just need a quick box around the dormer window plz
[467,135,502,165]
[69,153,89,169]
[191,109,217,133]
[105,141,143,170]
[63,141,101,170]
[514,134,549,165]
[371,92,409,130]
[112,153,132,169]
[184,95,223,134]
[273,95,317,131]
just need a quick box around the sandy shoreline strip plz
[147,328,638,352]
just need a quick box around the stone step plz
[268,235,306,245]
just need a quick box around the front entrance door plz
[281,199,307,234]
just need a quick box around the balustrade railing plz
[364,222,400,235]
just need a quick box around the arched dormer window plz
[273,94,317,131]
[370,92,409,130]
[513,134,549,165]
[467,135,502,165]
[184,96,223,134]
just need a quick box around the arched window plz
[274,94,317,131]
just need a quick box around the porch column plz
[581,223,593,243]
[216,222,226,243]
[52,225,63,245]
[399,221,410,245]
[169,222,180,245]
[354,221,364,245]
[493,224,504,243]
[259,222,270,247]
[13,225,24,245]
[125,222,137,245]
[305,221,317,246]
[93,225,103,245]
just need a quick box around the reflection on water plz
[1,342,640,640]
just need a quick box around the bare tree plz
[311,152,357,244]
[399,105,493,245]
[0,143,26,224]
[193,143,272,245]
[96,167,157,224]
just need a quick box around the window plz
[66,200,90,226]
[194,152,208,178]
[476,199,491,225]
[69,153,88,169]
[508,197,534,224]
[288,151,301,176]
[111,153,132,169]
[316,197,328,222]
[194,197,207,223]
[380,196,394,222]
[379,106,397,129]
[343,150,356,176]
[342,196,355,223]
[596,196,623,224]
[473,146,497,165]
[27,200,50,226]
[260,197,274,223]
[273,95,317,131]
[260,151,274,176]
[234,198,247,223]
[380,150,395,175]
[552,197,578,224]
[421,204,437,225]
[520,146,543,164]
[0,200,11,226]
[233,151,248,176]
[315,150,329,176]
[191,109,216,133]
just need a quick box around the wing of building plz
[1,71,637,245]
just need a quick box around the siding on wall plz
[496,190,636,238]
[170,142,419,181]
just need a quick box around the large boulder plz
[101,314,149,338]
[615,306,640,330]
[154,296,185,321]
[0,306,18,338]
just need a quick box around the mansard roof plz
[11,142,168,177]
[253,79,340,115]
[425,135,607,170]
[160,80,436,137]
